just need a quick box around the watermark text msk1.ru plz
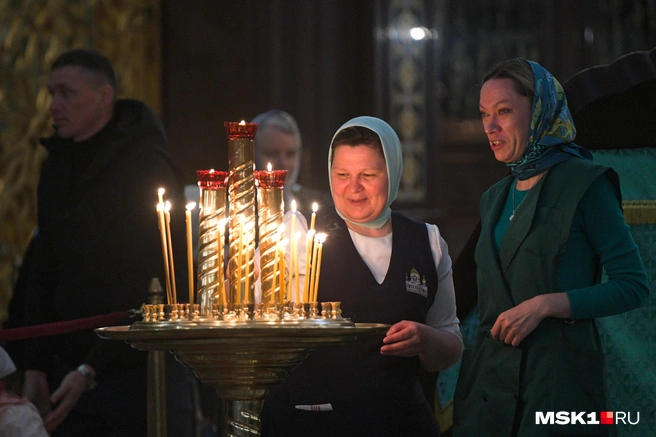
[536,411,639,425]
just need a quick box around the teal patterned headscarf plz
[328,116,403,229]
[508,60,592,180]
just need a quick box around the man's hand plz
[43,369,89,432]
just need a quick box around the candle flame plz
[158,187,165,196]
[312,202,318,213]
[291,199,297,213]
[165,201,171,212]
[267,162,272,171]
[317,233,327,244]
[239,120,246,125]
[186,202,196,211]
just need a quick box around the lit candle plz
[165,201,177,304]
[276,223,286,303]
[185,202,196,304]
[308,233,320,303]
[310,202,318,232]
[294,231,301,302]
[303,229,315,302]
[218,218,228,305]
[290,200,297,301]
[156,201,172,304]
[272,239,279,298]
[237,215,244,304]
[279,238,288,302]
[244,218,251,303]
[311,233,327,302]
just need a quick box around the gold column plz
[196,170,228,315]
[254,169,287,306]
[225,122,258,307]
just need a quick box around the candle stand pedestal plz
[97,314,387,437]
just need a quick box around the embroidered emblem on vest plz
[405,267,428,297]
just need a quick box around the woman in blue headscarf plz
[261,116,463,437]
[453,59,648,437]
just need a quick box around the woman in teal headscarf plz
[453,59,649,437]
[261,116,463,437]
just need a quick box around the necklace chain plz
[510,188,516,221]
[510,184,521,221]
[510,174,544,221]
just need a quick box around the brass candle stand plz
[97,305,388,436]
[98,120,388,436]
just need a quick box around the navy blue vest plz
[261,211,440,437]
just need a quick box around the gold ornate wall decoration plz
[623,200,656,225]
[388,0,428,202]
[0,0,161,323]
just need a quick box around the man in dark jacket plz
[21,48,194,436]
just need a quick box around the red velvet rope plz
[0,311,134,342]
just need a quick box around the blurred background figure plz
[21,47,194,437]
[252,109,332,215]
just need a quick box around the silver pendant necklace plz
[510,187,517,221]
[510,174,543,221]
[510,183,523,221]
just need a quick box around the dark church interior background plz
[1,0,655,324]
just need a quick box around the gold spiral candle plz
[196,170,228,315]
[254,168,287,306]
[225,121,258,306]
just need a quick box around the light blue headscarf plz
[508,60,592,180]
[328,116,403,229]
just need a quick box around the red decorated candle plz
[197,169,229,189]
[254,169,287,188]
[224,120,258,139]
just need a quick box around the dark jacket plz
[24,99,188,377]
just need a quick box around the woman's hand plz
[380,320,425,357]
[491,293,571,346]
[381,320,462,371]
